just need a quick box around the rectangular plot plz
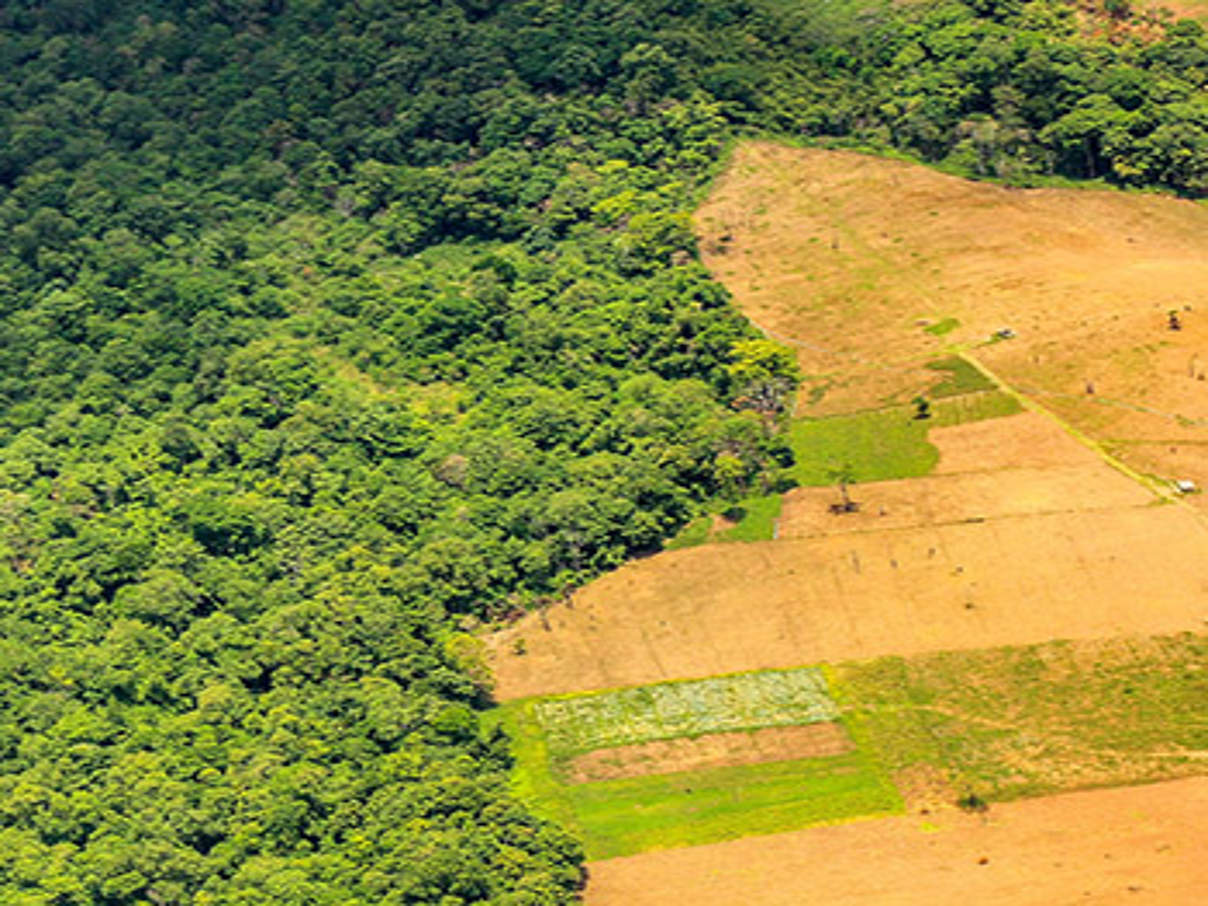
[534,667,839,759]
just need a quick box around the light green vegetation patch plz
[923,316,960,336]
[534,668,838,761]
[663,515,712,550]
[568,750,901,859]
[925,356,996,398]
[930,389,1022,427]
[665,493,781,549]
[496,666,902,859]
[714,493,782,542]
[788,406,939,486]
[832,632,1208,804]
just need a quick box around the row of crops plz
[533,667,840,759]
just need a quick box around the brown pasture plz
[696,143,1208,488]
[780,411,1153,539]
[487,503,1208,700]
[778,464,1150,539]
[565,723,851,784]
[585,776,1208,906]
[929,410,1099,474]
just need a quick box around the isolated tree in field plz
[912,395,931,420]
[827,463,859,514]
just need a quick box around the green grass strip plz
[788,406,938,486]
[569,749,902,859]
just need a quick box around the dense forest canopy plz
[1,0,1206,903]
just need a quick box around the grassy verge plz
[831,633,1208,804]
[493,699,583,837]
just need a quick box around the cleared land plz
[585,776,1208,906]
[930,409,1097,474]
[488,504,1208,700]
[489,145,1208,891]
[696,142,1208,502]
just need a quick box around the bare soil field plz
[488,504,1208,699]
[565,723,851,783]
[930,410,1099,474]
[585,776,1208,906]
[780,410,1155,537]
[696,143,1208,488]
[779,465,1150,538]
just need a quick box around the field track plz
[584,776,1208,906]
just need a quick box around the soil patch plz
[565,723,853,783]
[584,776,1208,906]
[929,410,1099,474]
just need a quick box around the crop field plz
[533,669,839,761]
[497,631,1208,866]
[585,633,1208,904]
[495,667,900,859]
[833,632,1208,804]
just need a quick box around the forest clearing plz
[486,144,1208,900]
[696,142,1208,509]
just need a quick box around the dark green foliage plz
[1,0,1206,902]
